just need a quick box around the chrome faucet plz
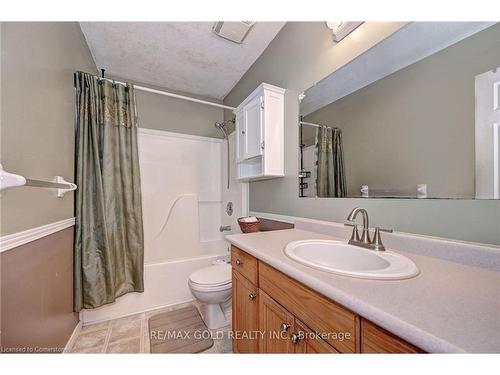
[344,207,393,251]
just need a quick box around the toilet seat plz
[189,264,231,288]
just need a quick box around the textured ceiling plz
[80,22,285,100]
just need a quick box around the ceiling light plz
[326,22,364,42]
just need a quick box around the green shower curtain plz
[316,126,347,198]
[74,71,144,312]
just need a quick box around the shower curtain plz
[316,125,347,197]
[74,71,144,312]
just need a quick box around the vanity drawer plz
[361,319,424,353]
[231,246,258,285]
[258,261,359,353]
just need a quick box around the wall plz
[136,89,224,138]
[0,22,97,236]
[105,74,225,139]
[305,24,500,198]
[224,22,500,245]
[0,22,97,351]
[1,228,76,352]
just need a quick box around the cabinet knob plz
[291,332,301,344]
[235,259,241,266]
[281,323,290,333]
[249,292,257,301]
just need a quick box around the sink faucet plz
[345,207,393,251]
[346,207,371,244]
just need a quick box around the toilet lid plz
[189,264,232,286]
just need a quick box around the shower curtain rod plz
[86,72,236,111]
[134,85,236,111]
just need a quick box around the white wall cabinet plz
[234,83,285,181]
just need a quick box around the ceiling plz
[80,22,285,100]
[301,22,496,116]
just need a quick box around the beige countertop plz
[225,228,500,353]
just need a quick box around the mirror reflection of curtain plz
[315,126,346,197]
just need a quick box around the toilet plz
[188,263,232,329]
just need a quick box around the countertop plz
[225,228,500,353]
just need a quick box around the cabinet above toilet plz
[233,83,285,181]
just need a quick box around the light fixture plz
[326,22,364,42]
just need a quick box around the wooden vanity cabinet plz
[293,319,339,354]
[231,245,258,284]
[361,319,424,354]
[232,269,259,353]
[259,260,359,353]
[231,246,423,354]
[259,289,338,353]
[259,290,295,353]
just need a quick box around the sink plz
[284,240,419,280]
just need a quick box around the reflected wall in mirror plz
[298,22,500,199]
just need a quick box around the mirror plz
[298,22,500,199]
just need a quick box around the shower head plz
[214,121,228,139]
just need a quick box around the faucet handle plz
[371,227,392,251]
[344,222,360,242]
[378,227,393,233]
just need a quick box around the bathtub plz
[80,245,227,325]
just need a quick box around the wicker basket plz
[238,217,261,233]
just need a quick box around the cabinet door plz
[232,270,259,353]
[292,319,339,354]
[259,290,294,353]
[235,110,245,162]
[242,94,264,159]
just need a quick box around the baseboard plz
[63,320,82,354]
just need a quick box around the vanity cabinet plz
[234,83,285,181]
[259,289,338,354]
[259,290,295,353]
[293,319,339,354]
[231,245,423,354]
[232,269,259,353]
[361,319,423,353]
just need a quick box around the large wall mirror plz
[298,22,500,199]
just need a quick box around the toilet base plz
[197,301,231,330]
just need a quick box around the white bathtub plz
[80,249,227,325]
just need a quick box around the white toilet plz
[188,263,232,329]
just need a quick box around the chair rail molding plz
[0,217,76,253]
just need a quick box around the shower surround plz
[81,128,247,324]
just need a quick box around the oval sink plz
[284,240,419,280]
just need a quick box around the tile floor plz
[67,302,232,354]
